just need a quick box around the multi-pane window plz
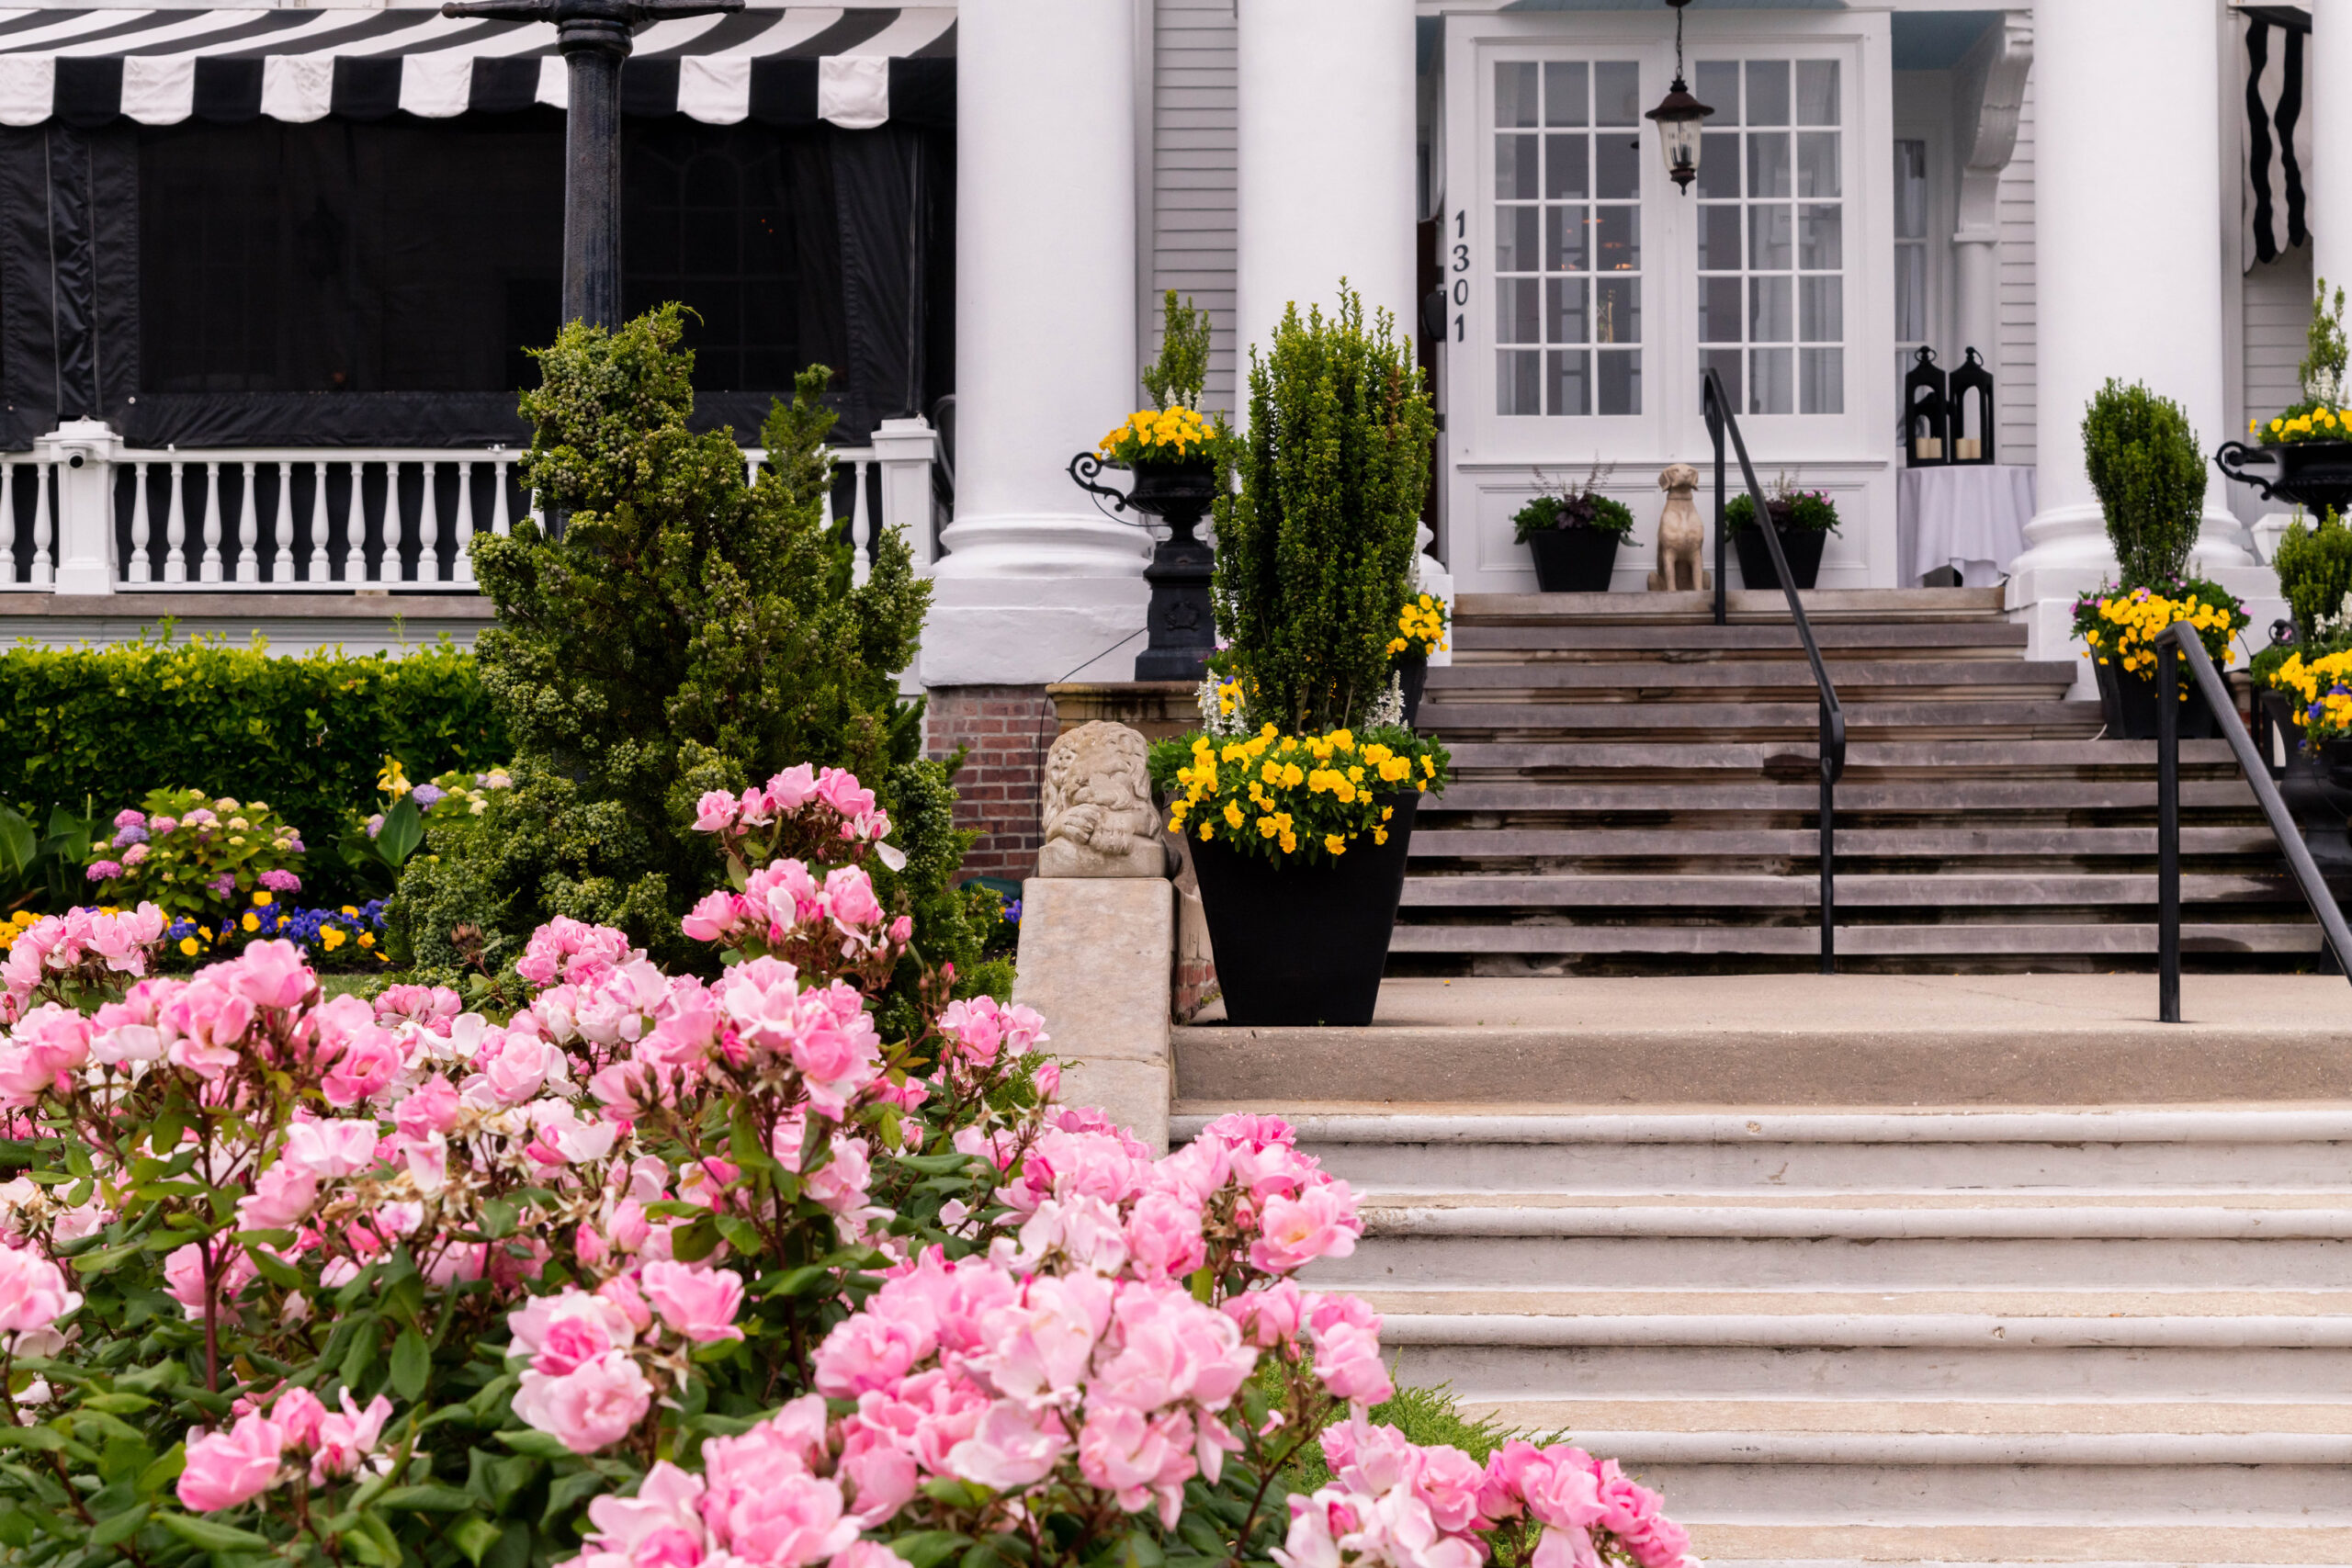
[1494,60,1642,417]
[1891,138,1928,411]
[1693,59,1845,415]
[624,123,799,393]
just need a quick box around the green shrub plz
[390,305,1003,1019]
[0,633,503,906]
[2083,378,2207,587]
[2273,507,2352,637]
[1214,285,1435,734]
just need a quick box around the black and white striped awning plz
[2241,2,2311,266]
[0,5,954,129]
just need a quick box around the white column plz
[2011,0,2256,688]
[1235,0,1418,379]
[39,419,119,596]
[2314,0,2352,303]
[924,0,1149,688]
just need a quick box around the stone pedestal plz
[1010,878,1174,1153]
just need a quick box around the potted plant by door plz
[1388,591,1449,727]
[1514,473,1634,592]
[2216,282,2352,517]
[2257,643,2352,908]
[2075,581,2242,739]
[1148,287,1449,1027]
[1726,484,1839,591]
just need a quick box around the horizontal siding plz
[2245,248,2314,432]
[1996,74,2035,470]
[1153,0,1239,410]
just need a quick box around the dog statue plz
[1647,462,1711,592]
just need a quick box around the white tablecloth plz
[1898,463,2037,587]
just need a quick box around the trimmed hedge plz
[0,632,505,901]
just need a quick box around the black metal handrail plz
[1700,367,1848,972]
[2155,621,2352,1020]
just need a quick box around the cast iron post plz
[440,0,743,330]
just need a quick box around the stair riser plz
[1311,1236,2352,1290]
[1303,1140,2352,1193]
[1566,1461,2352,1526]
[1378,1343,2352,1403]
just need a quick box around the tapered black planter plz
[1069,453,1218,682]
[1527,529,1622,592]
[2092,656,2219,740]
[1189,794,1419,1026]
[2214,438,2352,518]
[1732,527,1827,592]
[1396,655,1429,727]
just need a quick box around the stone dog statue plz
[1647,462,1711,592]
[1039,721,1173,878]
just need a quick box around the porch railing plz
[0,417,944,595]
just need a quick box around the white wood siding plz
[1152,0,1240,412]
[2245,248,2315,431]
[1996,73,2035,468]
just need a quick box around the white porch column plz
[1235,0,1418,378]
[2314,0,2352,301]
[2011,0,2256,689]
[924,0,1149,687]
[1951,16,2031,363]
[39,419,119,596]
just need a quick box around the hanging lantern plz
[1948,347,1996,464]
[1645,0,1713,194]
[1905,346,1950,468]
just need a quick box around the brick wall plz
[925,684,1059,882]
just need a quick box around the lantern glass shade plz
[1645,81,1713,191]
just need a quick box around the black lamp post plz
[440,0,743,330]
[1644,0,1713,194]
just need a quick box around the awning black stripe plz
[907,17,954,60]
[0,9,95,42]
[636,9,786,61]
[210,11,449,60]
[776,8,899,59]
[0,9,282,54]
[115,11,346,57]
[375,18,530,57]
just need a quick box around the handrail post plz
[1710,383,1726,628]
[1819,699,1836,974]
[2156,635,2182,1022]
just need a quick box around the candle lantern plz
[1905,346,1950,468]
[1948,347,1996,465]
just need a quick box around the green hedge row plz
[0,633,506,896]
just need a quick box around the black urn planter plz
[1732,527,1828,592]
[2213,438,2352,519]
[2278,738,2352,922]
[2091,655,2219,740]
[1526,528,1622,592]
[1188,793,1419,1026]
[1069,453,1218,682]
[1396,654,1429,728]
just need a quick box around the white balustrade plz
[0,420,945,591]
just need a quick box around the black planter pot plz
[1188,793,1419,1026]
[1526,528,1622,592]
[2278,739,2352,922]
[1731,527,1828,592]
[2091,654,2219,740]
[1396,655,1429,728]
[2213,438,2352,518]
[1069,454,1219,682]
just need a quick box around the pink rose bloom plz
[1124,1192,1208,1281]
[1223,1280,1305,1348]
[822,867,884,931]
[320,1032,402,1108]
[681,890,742,944]
[0,1005,94,1103]
[509,1288,638,1375]
[310,1390,393,1483]
[814,768,876,822]
[281,1120,381,1179]
[693,790,741,833]
[576,1461,710,1567]
[163,1241,258,1322]
[237,1160,322,1231]
[226,940,312,1011]
[0,1242,80,1335]
[945,1401,1070,1491]
[1312,1320,1391,1404]
[639,1260,745,1344]
[764,763,820,814]
[177,1413,286,1511]
[1033,1059,1060,1100]
[1248,1181,1363,1275]
[704,1469,860,1568]
[1079,1404,1197,1526]
[393,1076,461,1139]
[272,1387,329,1450]
[513,1349,654,1454]
[811,1308,934,1399]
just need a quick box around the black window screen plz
[624,121,799,392]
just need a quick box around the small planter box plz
[2091,655,2218,740]
[1731,527,1827,592]
[1526,529,1622,592]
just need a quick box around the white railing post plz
[361,463,381,586]
[0,461,14,584]
[416,461,439,584]
[271,460,293,582]
[27,464,47,587]
[335,462,358,583]
[198,462,222,582]
[37,420,117,594]
[452,459,476,585]
[847,456,874,586]
[164,458,186,584]
[126,458,151,584]
[231,460,256,583]
[869,416,941,570]
[492,457,513,538]
[301,461,324,581]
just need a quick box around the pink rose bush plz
[0,762,1690,1568]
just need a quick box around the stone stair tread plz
[1354,1190,2352,1212]
[1427,660,2082,691]
[1351,1288,2352,1317]
[1463,1397,2352,1438]
[1685,1523,2352,1563]
[1408,828,2283,856]
[1427,781,2261,810]
[1384,923,2324,955]
[1455,588,2009,624]
[1455,623,2030,654]
[1394,874,2296,907]
[1419,699,2102,730]
[1439,739,2242,770]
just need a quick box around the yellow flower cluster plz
[1098,407,1216,464]
[1166,724,1439,862]
[2080,589,2238,677]
[0,909,40,953]
[2256,407,2352,445]
[1386,593,1449,660]
[2264,649,2352,743]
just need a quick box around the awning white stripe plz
[833,8,950,58]
[260,51,333,121]
[678,52,750,123]
[698,7,843,58]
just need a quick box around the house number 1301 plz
[1452,210,1468,343]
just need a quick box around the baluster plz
[232,461,256,582]
[302,462,324,582]
[528,483,545,534]
[361,463,381,586]
[198,463,222,582]
[417,461,441,585]
[492,458,513,538]
[850,458,873,587]
[0,462,13,585]
[270,460,293,582]
[452,459,477,585]
[164,460,187,584]
[335,462,359,583]
[29,461,51,588]
[125,460,151,584]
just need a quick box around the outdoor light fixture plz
[1645,0,1713,194]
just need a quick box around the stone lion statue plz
[1039,721,1170,878]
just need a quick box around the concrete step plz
[1455,589,2010,626]
[1419,698,2104,740]
[1455,621,2030,659]
[1426,660,2079,700]
[1436,740,2245,777]
[1690,1522,2352,1562]
[1395,874,2298,908]
[1408,827,2285,859]
[1386,924,2324,958]
[1426,779,2264,813]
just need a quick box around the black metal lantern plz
[1948,347,1996,465]
[1904,346,1950,468]
[1645,0,1713,194]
